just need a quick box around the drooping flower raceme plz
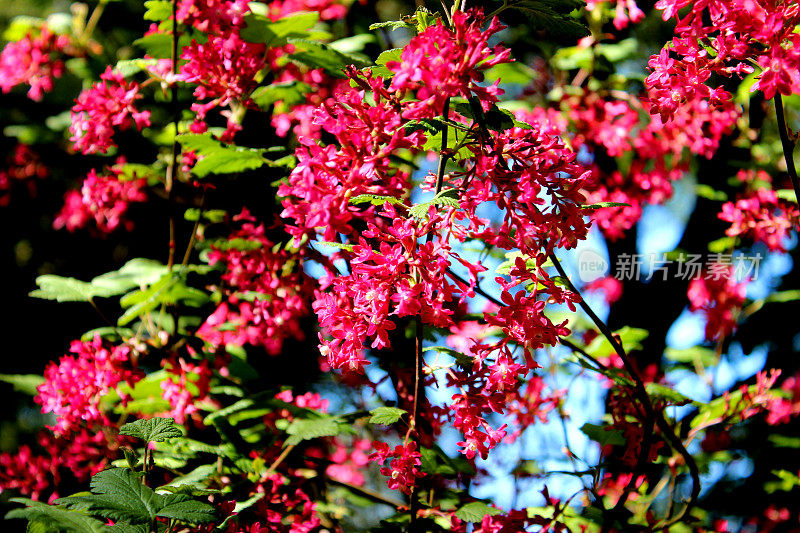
[69,67,151,154]
[54,161,148,234]
[35,335,142,435]
[0,26,70,101]
[647,0,800,123]
[280,9,591,468]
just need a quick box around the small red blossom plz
[368,440,424,494]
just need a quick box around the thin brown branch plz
[775,94,800,204]
[166,0,180,270]
[547,251,700,523]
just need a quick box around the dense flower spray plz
[0,26,70,101]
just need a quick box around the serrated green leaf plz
[349,194,408,207]
[30,275,120,302]
[156,500,216,523]
[285,417,340,445]
[241,12,319,46]
[119,417,183,443]
[369,407,407,425]
[7,498,111,533]
[56,468,215,526]
[143,0,171,21]
[57,469,161,524]
[409,189,460,219]
[177,134,267,177]
[371,47,402,77]
[369,20,413,31]
[454,502,503,522]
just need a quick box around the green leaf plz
[328,34,375,54]
[251,81,311,109]
[422,345,475,367]
[582,202,632,210]
[483,62,538,84]
[369,407,407,425]
[579,423,626,447]
[776,189,797,202]
[500,0,588,40]
[156,500,216,523]
[454,502,503,522]
[56,469,215,526]
[241,12,319,46]
[369,20,413,31]
[114,58,159,77]
[409,189,460,219]
[0,373,45,395]
[177,134,267,177]
[645,383,694,405]
[664,346,717,367]
[134,32,194,59]
[119,417,183,443]
[91,259,168,294]
[708,236,736,253]
[695,184,728,201]
[315,241,354,252]
[585,326,648,359]
[765,289,800,303]
[288,39,370,78]
[765,469,800,494]
[349,194,408,207]
[284,417,341,445]
[58,469,162,524]
[7,498,111,533]
[143,0,172,21]
[30,275,120,302]
[372,47,402,77]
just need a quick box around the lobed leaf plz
[119,417,183,443]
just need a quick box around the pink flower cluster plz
[368,440,423,495]
[524,88,738,240]
[0,26,69,101]
[198,210,314,354]
[0,429,117,502]
[386,10,511,118]
[54,161,147,234]
[161,352,214,424]
[279,9,590,465]
[35,335,142,435]
[648,0,800,123]
[325,437,371,486]
[766,370,800,425]
[70,67,151,154]
[0,144,49,206]
[718,171,799,253]
[687,267,747,341]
